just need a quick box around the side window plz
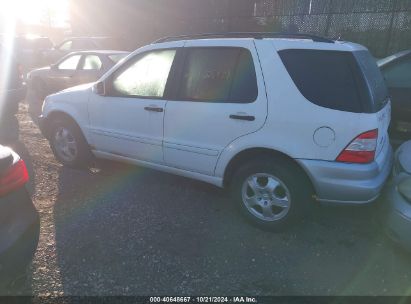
[382,58,411,89]
[82,55,103,70]
[178,48,257,103]
[279,49,362,113]
[59,40,72,51]
[112,49,176,98]
[57,55,82,70]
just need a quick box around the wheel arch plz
[223,148,316,196]
[42,111,83,139]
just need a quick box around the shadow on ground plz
[50,160,411,296]
[2,140,36,296]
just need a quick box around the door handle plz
[229,114,255,121]
[144,106,164,113]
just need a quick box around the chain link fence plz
[165,0,411,57]
[71,0,411,57]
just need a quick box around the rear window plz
[279,49,388,113]
[354,50,389,111]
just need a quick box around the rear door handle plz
[229,114,255,121]
[144,106,164,113]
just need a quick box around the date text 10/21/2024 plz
[149,297,258,303]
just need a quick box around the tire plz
[49,118,92,168]
[230,157,312,231]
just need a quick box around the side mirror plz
[50,64,57,70]
[93,81,106,96]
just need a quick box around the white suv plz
[39,33,393,230]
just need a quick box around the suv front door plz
[87,45,180,163]
[163,40,268,175]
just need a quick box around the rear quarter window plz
[279,49,363,113]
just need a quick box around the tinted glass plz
[279,49,363,113]
[113,49,176,98]
[230,50,258,102]
[382,58,411,89]
[82,55,102,70]
[179,48,257,103]
[354,50,389,111]
[58,55,81,70]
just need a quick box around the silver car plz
[27,50,129,120]
[385,140,411,251]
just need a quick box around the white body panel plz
[163,39,267,175]
[87,41,184,163]
[41,37,392,204]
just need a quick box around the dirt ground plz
[7,103,411,296]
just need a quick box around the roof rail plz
[153,32,335,44]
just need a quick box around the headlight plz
[398,178,411,203]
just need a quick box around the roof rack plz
[153,32,335,44]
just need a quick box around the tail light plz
[0,159,29,197]
[336,129,378,164]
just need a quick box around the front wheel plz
[49,119,91,168]
[230,158,311,231]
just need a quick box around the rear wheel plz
[49,118,91,168]
[230,158,311,231]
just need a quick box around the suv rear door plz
[163,40,267,175]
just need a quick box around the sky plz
[0,0,69,28]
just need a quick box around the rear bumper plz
[297,143,393,204]
[0,188,40,284]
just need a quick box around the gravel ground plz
[6,104,411,296]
